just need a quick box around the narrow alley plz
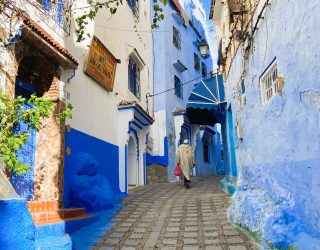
[1,0,320,249]
[94,177,260,250]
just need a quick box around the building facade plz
[0,0,154,248]
[210,0,320,248]
[150,0,222,180]
[64,0,154,203]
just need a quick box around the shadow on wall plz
[69,152,114,212]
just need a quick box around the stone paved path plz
[94,177,261,250]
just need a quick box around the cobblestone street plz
[94,177,261,250]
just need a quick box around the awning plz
[186,74,226,125]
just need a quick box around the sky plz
[201,0,212,20]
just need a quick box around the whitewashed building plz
[64,0,154,199]
[149,0,222,181]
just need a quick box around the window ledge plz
[173,60,188,72]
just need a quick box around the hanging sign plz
[84,36,117,91]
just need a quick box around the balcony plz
[34,0,72,35]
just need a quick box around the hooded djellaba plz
[176,139,196,189]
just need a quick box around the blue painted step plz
[35,215,99,250]
[36,235,72,250]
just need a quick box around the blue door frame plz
[10,80,37,200]
[227,106,237,178]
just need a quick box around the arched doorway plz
[128,136,138,188]
[10,56,55,200]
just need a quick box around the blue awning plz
[186,75,226,125]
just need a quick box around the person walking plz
[176,139,196,189]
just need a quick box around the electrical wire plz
[148,71,218,98]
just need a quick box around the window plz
[128,57,141,99]
[194,53,200,71]
[173,26,181,49]
[127,0,139,18]
[203,141,209,163]
[201,62,207,78]
[237,79,246,107]
[174,75,183,99]
[260,61,279,104]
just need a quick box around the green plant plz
[0,92,72,175]
[75,0,167,42]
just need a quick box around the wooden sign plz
[84,36,117,91]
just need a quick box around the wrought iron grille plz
[174,75,183,99]
[34,0,73,35]
[201,62,207,78]
[127,0,139,19]
[173,26,181,50]
[194,53,200,71]
[128,57,141,99]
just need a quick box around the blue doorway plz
[227,106,237,178]
[10,80,37,200]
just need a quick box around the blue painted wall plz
[64,128,120,208]
[0,199,36,250]
[194,128,223,177]
[152,0,216,180]
[148,137,169,166]
[222,0,320,248]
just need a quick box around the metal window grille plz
[174,75,183,99]
[194,53,200,71]
[173,26,181,49]
[128,57,141,99]
[127,0,139,19]
[35,0,72,34]
[261,62,279,105]
[237,79,246,107]
[201,62,207,78]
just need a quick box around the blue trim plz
[131,120,143,130]
[259,56,277,80]
[118,106,153,124]
[227,107,237,177]
[150,137,169,166]
[125,145,128,193]
[143,153,147,185]
[134,116,148,127]
[128,126,140,185]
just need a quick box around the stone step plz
[34,213,96,226]
[28,200,60,212]
[31,208,86,225]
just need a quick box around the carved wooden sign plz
[84,36,117,91]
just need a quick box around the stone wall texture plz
[146,164,168,184]
[6,40,66,201]
[223,1,320,249]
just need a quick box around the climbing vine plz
[0,92,72,175]
[75,0,167,42]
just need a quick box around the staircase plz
[28,201,98,249]
[28,201,95,226]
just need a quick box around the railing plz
[33,0,73,35]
